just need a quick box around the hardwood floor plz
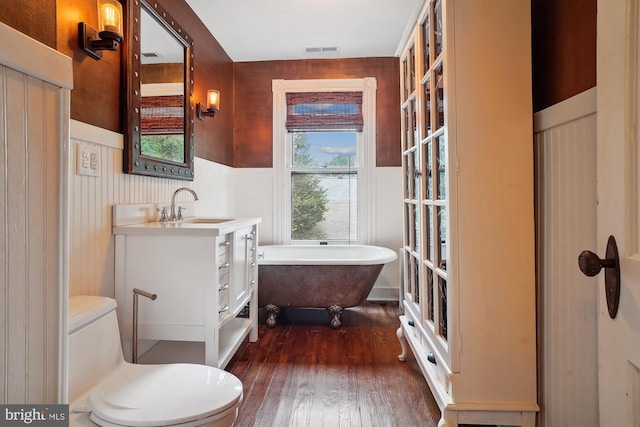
[225,302,442,427]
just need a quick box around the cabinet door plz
[230,226,256,313]
[400,0,450,363]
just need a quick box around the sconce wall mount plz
[79,0,124,60]
[197,89,221,120]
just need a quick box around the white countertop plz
[111,203,260,236]
[113,216,261,236]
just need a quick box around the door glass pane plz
[404,204,411,247]
[435,63,445,130]
[413,203,420,250]
[403,250,411,296]
[422,14,430,71]
[409,45,416,94]
[438,206,447,270]
[423,78,432,137]
[434,0,443,57]
[402,58,409,101]
[404,154,411,199]
[427,267,434,322]
[413,255,420,304]
[291,172,357,241]
[403,107,411,149]
[426,205,434,261]
[425,140,433,200]
[437,135,446,199]
[413,149,420,199]
[438,276,447,339]
[412,99,419,147]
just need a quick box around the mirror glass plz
[124,0,194,180]
[140,7,185,163]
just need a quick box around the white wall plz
[232,167,404,300]
[534,88,599,426]
[69,122,403,300]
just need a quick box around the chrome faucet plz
[170,187,199,221]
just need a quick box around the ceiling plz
[185,0,422,62]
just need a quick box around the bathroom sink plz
[182,217,236,224]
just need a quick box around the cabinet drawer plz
[218,237,230,260]
[400,315,451,399]
[218,288,230,321]
[218,269,229,288]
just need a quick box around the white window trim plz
[272,77,377,245]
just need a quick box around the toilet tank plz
[68,296,125,403]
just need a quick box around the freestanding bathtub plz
[257,245,397,328]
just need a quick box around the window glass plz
[291,130,359,242]
[291,132,357,168]
[291,172,357,241]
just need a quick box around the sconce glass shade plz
[207,90,220,112]
[98,0,123,41]
[197,90,221,119]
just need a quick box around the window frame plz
[272,78,377,245]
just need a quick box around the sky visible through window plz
[305,132,357,166]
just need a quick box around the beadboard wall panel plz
[69,121,233,297]
[1,68,66,403]
[534,88,598,426]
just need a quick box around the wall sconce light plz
[197,90,220,120]
[79,0,124,60]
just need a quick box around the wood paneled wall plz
[2,0,598,158]
[54,0,236,165]
[234,58,401,167]
[155,0,235,166]
[532,0,596,112]
[0,0,56,48]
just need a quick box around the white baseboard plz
[367,287,399,302]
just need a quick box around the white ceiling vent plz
[305,46,339,54]
[142,51,161,58]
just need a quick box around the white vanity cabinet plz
[397,1,538,426]
[230,226,257,315]
[113,205,260,369]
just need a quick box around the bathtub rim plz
[257,244,398,266]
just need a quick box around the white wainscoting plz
[534,88,599,426]
[69,121,403,300]
[230,166,403,300]
[69,120,232,297]
[0,22,72,404]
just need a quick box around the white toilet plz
[68,295,243,427]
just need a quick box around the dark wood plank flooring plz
[225,302,442,427]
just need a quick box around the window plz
[290,131,360,241]
[272,78,377,244]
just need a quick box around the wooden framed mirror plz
[123,0,194,180]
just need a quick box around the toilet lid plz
[87,363,243,427]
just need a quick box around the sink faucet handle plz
[157,207,168,223]
[177,206,184,221]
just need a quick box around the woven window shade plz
[141,95,184,135]
[286,91,363,132]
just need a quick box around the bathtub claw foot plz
[327,305,344,329]
[264,304,280,328]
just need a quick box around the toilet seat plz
[86,362,243,427]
